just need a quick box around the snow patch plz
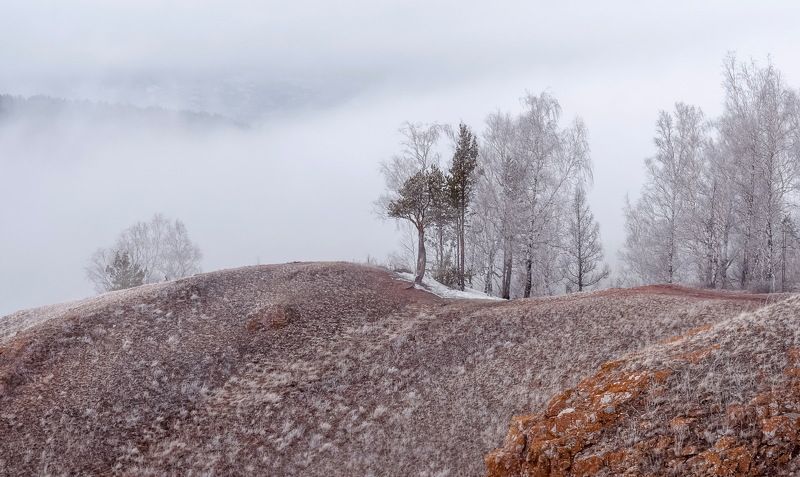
[395,272,503,300]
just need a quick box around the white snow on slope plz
[396,272,503,300]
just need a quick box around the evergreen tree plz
[428,165,457,285]
[106,250,146,291]
[447,123,479,290]
[387,166,448,284]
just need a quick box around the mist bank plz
[0,96,405,316]
[4,43,797,314]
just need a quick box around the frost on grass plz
[0,262,771,476]
[488,295,800,477]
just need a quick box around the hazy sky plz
[3,1,800,314]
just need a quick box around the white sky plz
[3,1,800,314]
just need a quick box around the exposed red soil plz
[486,295,800,477]
[559,284,775,304]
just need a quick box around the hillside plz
[0,262,773,475]
[486,294,800,476]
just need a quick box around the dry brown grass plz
[488,294,800,476]
[0,262,769,476]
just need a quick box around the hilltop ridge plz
[0,262,776,475]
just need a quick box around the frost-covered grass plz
[396,271,503,300]
[602,295,800,469]
[0,262,768,476]
[0,282,167,344]
[489,293,800,476]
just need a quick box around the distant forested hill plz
[0,94,245,131]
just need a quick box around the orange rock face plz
[485,360,671,477]
[486,345,800,476]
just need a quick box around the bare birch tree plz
[623,55,800,290]
[621,103,705,284]
[562,186,609,291]
[516,93,592,297]
[479,111,525,298]
[719,55,800,290]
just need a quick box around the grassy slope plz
[487,295,800,476]
[0,262,768,475]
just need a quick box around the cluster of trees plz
[86,214,202,292]
[622,55,800,292]
[379,123,479,289]
[380,92,609,298]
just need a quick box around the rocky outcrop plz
[486,360,672,477]
[486,297,800,477]
[245,303,299,330]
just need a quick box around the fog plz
[3,1,800,314]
